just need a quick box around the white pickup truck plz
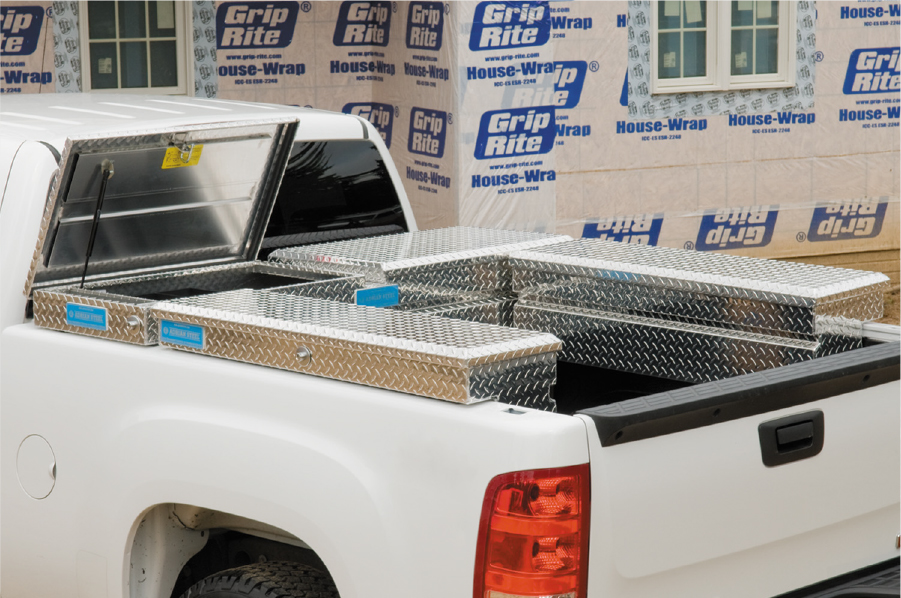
[1,94,898,598]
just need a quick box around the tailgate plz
[577,342,900,598]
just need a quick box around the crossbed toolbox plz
[150,289,561,409]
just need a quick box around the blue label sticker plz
[66,303,108,331]
[0,6,44,56]
[160,320,205,350]
[333,1,391,46]
[807,201,887,242]
[355,285,399,307]
[475,106,555,159]
[406,1,443,50]
[344,102,394,147]
[408,107,447,158]
[696,206,778,251]
[469,1,550,52]
[843,47,900,94]
[216,1,299,49]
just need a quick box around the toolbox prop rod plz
[79,159,114,288]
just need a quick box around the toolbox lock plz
[126,316,142,329]
[296,346,312,367]
[758,410,824,467]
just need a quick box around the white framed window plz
[651,1,796,94]
[79,1,193,94]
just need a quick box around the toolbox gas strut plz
[79,159,114,288]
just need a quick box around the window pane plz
[731,29,753,75]
[658,32,681,79]
[266,141,406,239]
[88,2,116,39]
[731,1,754,26]
[89,42,118,88]
[119,42,148,87]
[150,40,177,86]
[682,1,706,29]
[118,1,146,38]
[149,1,177,37]
[683,31,706,77]
[755,28,778,73]
[658,1,681,30]
[756,1,778,25]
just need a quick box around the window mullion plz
[716,1,728,90]
[751,3,758,74]
[114,2,123,90]
[145,2,152,87]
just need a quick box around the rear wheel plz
[177,561,339,598]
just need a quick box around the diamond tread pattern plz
[178,561,339,598]
[514,302,862,383]
[152,290,560,407]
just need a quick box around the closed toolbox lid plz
[151,290,561,404]
[509,239,889,311]
[152,289,561,367]
[26,109,299,294]
[269,226,571,282]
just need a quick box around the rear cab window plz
[262,140,408,255]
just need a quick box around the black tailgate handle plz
[758,410,825,467]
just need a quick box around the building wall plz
[2,0,897,260]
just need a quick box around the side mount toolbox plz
[150,289,562,410]
[29,117,360,344]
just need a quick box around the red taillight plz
[474,464,590,598]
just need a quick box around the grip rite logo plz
[843,47,900,94]
[582,214,663,245]
[0,6,43,55]
[504,60,588,108]
[807,201,887,241]
[696,206,778,250]
[334,1,391,46]
[469,1,550,51]
[553,60,587,108]
[475,106,555,159]
[343,102,394,148]
[406,2,443,50]
[216,2,298,49]
[408,107,447,158]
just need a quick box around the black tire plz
[177,561,340,598]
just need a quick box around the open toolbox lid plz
[26,117,299,295]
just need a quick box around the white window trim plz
[650,1,797,94]
[78,1,194,95]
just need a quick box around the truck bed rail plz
[578,341,900,446]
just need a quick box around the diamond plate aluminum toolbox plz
[30,115,312,345]
[513,302,863,384]
[269,227,570,309]
[150,289,561,409]
[509,239,889,338]
[404,296,517,327]
[33,263,362,345]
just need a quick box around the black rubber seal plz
[578,342,899,447]
[773,557,899,597]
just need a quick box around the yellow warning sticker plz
[162,144,203,169]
